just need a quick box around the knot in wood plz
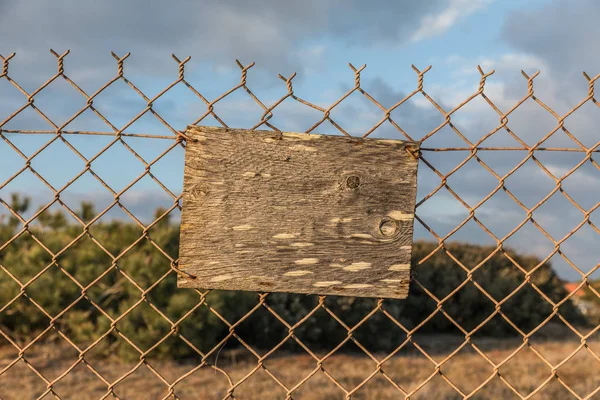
[346,175,361,189]
[378,217,399,237]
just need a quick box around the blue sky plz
[1,0,600,280]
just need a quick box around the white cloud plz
[411,0,492,42]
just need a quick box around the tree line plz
[0,194,586,360]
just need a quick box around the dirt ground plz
[2,334,600,399]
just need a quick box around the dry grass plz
[2,334,600,399]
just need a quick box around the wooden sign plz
[178,126,419,299]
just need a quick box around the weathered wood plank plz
[178,126,419,299]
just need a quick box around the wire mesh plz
[1,50,600,399]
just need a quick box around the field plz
[2,332,600,399]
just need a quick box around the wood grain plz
[178,126,419,299]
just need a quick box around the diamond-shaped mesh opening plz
[393,289,439,332]
[472,252,526,303]
[505,98,561,147]
[386,90,443,139]
[116,238,172,290]
[31,140,85,190]
[0,296,51,346]
[87,206,144,255]
[29,202,82,253]
[22,330,81,382]
[411,373,463,400]
[439,344,496,395]
[446,219,498,247]
[147,82,206,130]
[89,140,146,193]
[61,106,117,134]
[57,298,113,350]
[121,108,179,138]
[55,234,113,287]
[25,263,82,317]
[445,157,499,206]
[528,315,582,361]
[1,105,54,132]
[419,148,470,177]
[1,232,52,283]
[84,267,141,321]
[502,284,556,334]
[474,377,522,399]
[209,88,270,130]
[121,177,177,226]
[411,312,465,355]
[320,339,377,384]
[556,294,593,331]
[351,305,408,354]
[415,187,471,238]
[420,120,468,149]
[442,281,497,332]
[229,366,291,399]
[81,332,136,382]
[113,302,173,358]
[57,172,113,216]
[562,99,600,148]
[504,221,556,263]
[498,345,552,397]
[503,157,558,209]
[448,94,502,145]
[412,245,468,300]
[290,303,352,355]
[91,80,149,129]
[468,313,523,361]
[373,340,431,392]
[230,301,290,352]
[560,223,600,275]
[350,371,409,399]
[259,96,330,134]
[210,336,262,385]
[169,290,241,355]
[475,190,529,239]
[48,361,111,400]
[167,364,232,399]
[257,340,314,389]
[327,89,387,137]
[0,172,53,221]
[290,368,348,399]
[0,358,48,399]
[122,136,184,188]
[533,192,583,240]
[28,78,89,127]
[561,158,600,210]
[110,363,170,399]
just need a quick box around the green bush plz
[0,194,585,360]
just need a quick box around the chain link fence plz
[1,50,600,399]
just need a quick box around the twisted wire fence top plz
[1,50,600,399]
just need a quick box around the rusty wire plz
[1,50,600,399]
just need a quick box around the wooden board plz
[178,126,419,299]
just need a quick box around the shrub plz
[0,195,585,360]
